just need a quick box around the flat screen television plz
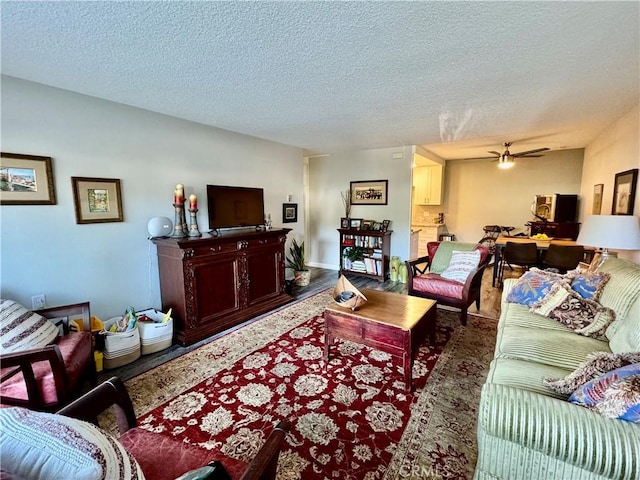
[207,185,265,230]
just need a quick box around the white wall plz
[1,76,304,319]
[443,150,584,242]
[580,105,640,263]
[307,146,413,269]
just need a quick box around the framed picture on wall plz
[612,169,638,215]
[0,152,57,205]
[350,180,388,205]
[72,177,123,224]
[592,184,604,214]
[282,203,298,223]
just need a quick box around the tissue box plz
[137,308,173,355]
[101,317,141,369]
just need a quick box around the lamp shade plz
[576,215,640,250]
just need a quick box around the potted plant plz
[342,246,367,270]
[286,238,310,286]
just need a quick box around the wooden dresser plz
[152,228,292,346]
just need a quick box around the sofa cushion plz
[429,241,477,274]
[570,271,610,300]
[543,351,640,395]
[412,273,464,299]
[592,375,640,423]
[498,301,574,333]
[495,324,610,370]
[530,283,616,340]
[505,268,568,307]
[440,249,481,283]
[0,407,145,480]
[597,258,640,341]
[608,296,640,354]
[0,299,59,353]
[486,357,572,400]
[569,363,640,415]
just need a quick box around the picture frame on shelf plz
[381,219,391,231]
[350,179,388,205]
[361,220,374,230]
[611,169,638,215]
[72,177,123,224]
[592,183,604,214]
[349,218,363,229]
[282,203,298,223]
[340,217,349,229]
[372,221,382,231]
[0,152,56,205]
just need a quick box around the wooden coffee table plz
[324,289,437,391]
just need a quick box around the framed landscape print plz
[72,177,123,224]
[611,169,638,215]
[350,180,388,205]
[282,203,298,223]
[0,152,56,205]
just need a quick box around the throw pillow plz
[0,407,145,480]
[429,241,477,274]
[506,268,568,307]
[530,283,616,340]
[0,299,59,353]
[593,375,640,423]
[440,250,481,283]
[569,363,640,418]
[544,351,640,394]
[569,271,611,301]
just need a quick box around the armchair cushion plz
[413,274,464,299]
[0,299,59,353]
[429,241,478,273]
[0,331,92,404]
[0,407,144,480]
[440,250,481,283]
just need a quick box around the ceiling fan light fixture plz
[497,154,515,169]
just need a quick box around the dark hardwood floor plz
[98,265,513,384]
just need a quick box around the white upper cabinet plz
[413,164,443,205]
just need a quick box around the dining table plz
[491,236,595,287]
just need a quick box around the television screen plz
[207,185,265,230]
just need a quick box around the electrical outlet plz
[31,294,46,310]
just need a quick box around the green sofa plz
[475,258,640,480]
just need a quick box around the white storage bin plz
[101,317,141,369]
[137,308,173,355]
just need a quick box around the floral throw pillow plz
[569,363,640,423]
[570,271,611,301]
[530,283,615,339]
[544,351,640,394]
[440,250,481,283]
[506,268,569,307]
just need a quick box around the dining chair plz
[498,241,538,287]
[541,243,585,273]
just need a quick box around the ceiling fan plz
[467,142,550,169]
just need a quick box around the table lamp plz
[576,215,640,267]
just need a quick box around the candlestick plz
[189,193,197,210]
[171,201,188,237]
[188,208,202,237]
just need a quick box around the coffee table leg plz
[403,352,411,391]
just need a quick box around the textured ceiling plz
[1,1,638,160]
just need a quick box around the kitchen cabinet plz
[413,165,443,205]
[413,225,446,257]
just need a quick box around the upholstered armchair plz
[406,242,492,325]
[49,377,288,480]
[0,299,96,412]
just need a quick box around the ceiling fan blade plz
[516,154,545,158]
[487,151,501,156]
[513,147,550,157]
[458,155,498,160]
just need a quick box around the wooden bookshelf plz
[338,228,392,282]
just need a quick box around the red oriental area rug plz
[122,290,497,480]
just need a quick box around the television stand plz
[152,228,292,346]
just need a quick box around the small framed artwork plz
[372,221,382,231]
[349,218,363,229]
[0,152,56,205]
[340,217,349,229]
[350,180,388,205]
[612,169,638,215]
[282,203,298,223]
[361,220,374,230]
[72,177,123,224]
[381,219,391,231]
[592,184,604,214]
